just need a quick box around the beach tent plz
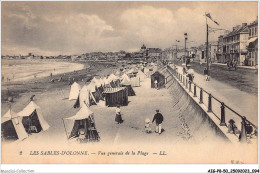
[108,74,118,81]
[94,79,102,88]
[113,79,121,87]
[130,77,140,87]
[1,109,28,141]
[17,101,50,133]
[63,104,100,142]
[121,73,131,82]
[91,78,104,99]
[77,85,97,108]
[87,82,102,102]
[144,67,151,77]
[115,71,120,76]
[137,70,146,82]
[69,82,81,100]
[151,71,165,89]
[103,87,128,107]
[121,77,136,96]
[103,77,111,88]
[127,68,138,78]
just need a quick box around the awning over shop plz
[247,37,258,46]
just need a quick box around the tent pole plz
[62,118,69,139]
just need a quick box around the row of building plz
[2,45,162,63]
[163,17,258,67]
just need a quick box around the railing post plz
[208,93,212,112]
[220,102,227,126]
[199,88,203,104]
[193,84,197,97]
[185,78,188,88]
[189,81,191,92]
[240,116,247,143]
[180,75,182,82]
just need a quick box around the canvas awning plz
[17,101,40,117]
[108,74,118,81]
[17,101,50,131]
[103,87,125,94]
[65,104,93,120]
[2,109,19,123]
[2,109,29,140]
[247,37,258,45]
[121,77,131,86]
[87,82,96,93]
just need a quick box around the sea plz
[1,59,85,83]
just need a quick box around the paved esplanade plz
[176,65,258,127]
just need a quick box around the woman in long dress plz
[115,105,123,124]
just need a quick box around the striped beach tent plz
[103,87,128,107]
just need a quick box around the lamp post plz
[172,40,180,61]
[184,33,188,63]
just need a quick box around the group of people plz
[115,106,164,135]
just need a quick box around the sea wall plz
[167,66,237,143]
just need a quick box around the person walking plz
[154,79,158,89]
[152,109,164,134]
[115,105,123,124]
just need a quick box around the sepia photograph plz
[0,0,259,171]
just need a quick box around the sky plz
[1,1,258,56]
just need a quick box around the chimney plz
[242,23,247,27]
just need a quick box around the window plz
[249,28,251,36]
[255,27,257,36]
[252,28,255,36]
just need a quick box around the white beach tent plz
[92,78,102,88]
[103,77,111,87]
[108,73,118,81]
[121,73,131,82]
[115,71,120,76]
[63,104,100,141]
[69,82,81,100]
[17,101,50,132]
[143,68,149,76]
[87,81,96,93]
[1,109,28,141]
[79,85,97,107]
[137,70,146,82]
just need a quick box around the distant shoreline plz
[1,60,118,110]
[2,59,86,84]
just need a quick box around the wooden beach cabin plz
[151,71,165,89]
[103,87,128,107]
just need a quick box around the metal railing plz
[166,65,257,142]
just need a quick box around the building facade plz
[246,19,258,66]
[223,23,249,66]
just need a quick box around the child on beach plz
[145,118,152,133]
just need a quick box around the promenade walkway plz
[176,65,258,128]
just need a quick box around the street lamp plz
[184,33,188,63]
[172,40,180,60]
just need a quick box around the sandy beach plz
[2,59,85,83]
[1,61,257,164]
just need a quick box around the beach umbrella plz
[187,69,195,74]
